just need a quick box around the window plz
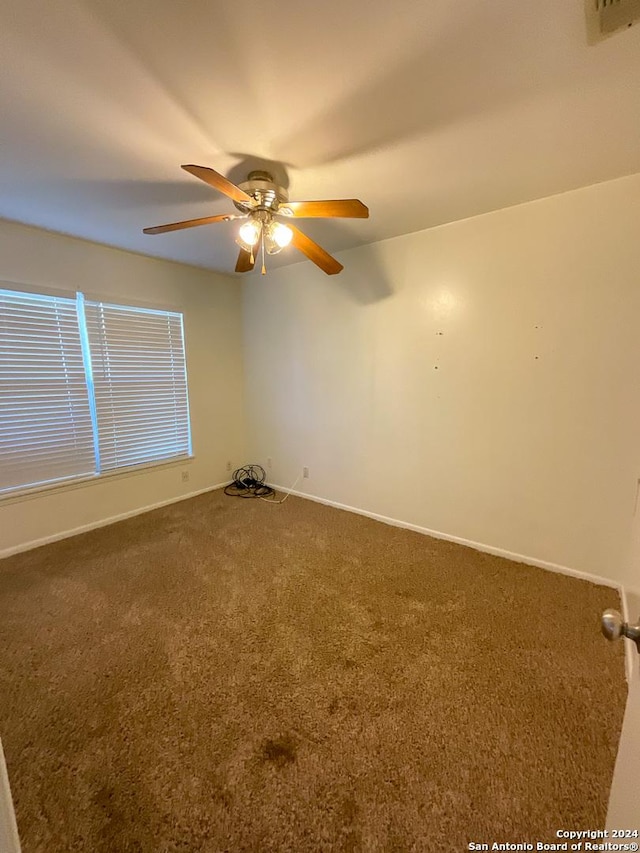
[0,290,95,493]
[0,287,192,497]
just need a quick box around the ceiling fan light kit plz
[143,165,369,276]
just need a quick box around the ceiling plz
[2,0,640,274]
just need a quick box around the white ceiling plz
[2,0,640,274]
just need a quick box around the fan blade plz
[289,225,343,275]
[235,247,255,273]
[279,199,368,219]
[182,164,253,204]
[143,214,243,235]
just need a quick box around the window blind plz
[84,300,191,472]
[0,289,95,494]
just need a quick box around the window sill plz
[0,456,195,507]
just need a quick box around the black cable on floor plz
[224,464,275,499]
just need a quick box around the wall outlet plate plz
[181,470,189,483]
[303,466,310,479]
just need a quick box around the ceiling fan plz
[143,165,369,275]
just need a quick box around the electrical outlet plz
[181,470,189,483]
[267,456,272,469]
[226,460,232,472]
[303,466,310,479]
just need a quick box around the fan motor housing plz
[234,171,289,213]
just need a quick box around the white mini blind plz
[0,289,95,494]
[85,300,191,472]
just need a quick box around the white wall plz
[5,173,640,591]
[0,739,20,853]
[607,586,640,828]
[242,173,640,592]
[0,219,245,554]
[607,671,640,829]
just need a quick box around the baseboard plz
[4,479,633,684]
[271,484,621,587]
[272,483,636,678]
[0,482,229,560]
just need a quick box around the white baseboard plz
[0,481,229,560]
[272,484,637,677]
[3,479,633,686]
[271,484,621,588]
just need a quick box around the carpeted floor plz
[0,489,627,852]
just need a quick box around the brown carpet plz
[0,489,627,852]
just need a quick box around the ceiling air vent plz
[586,0,640,42]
